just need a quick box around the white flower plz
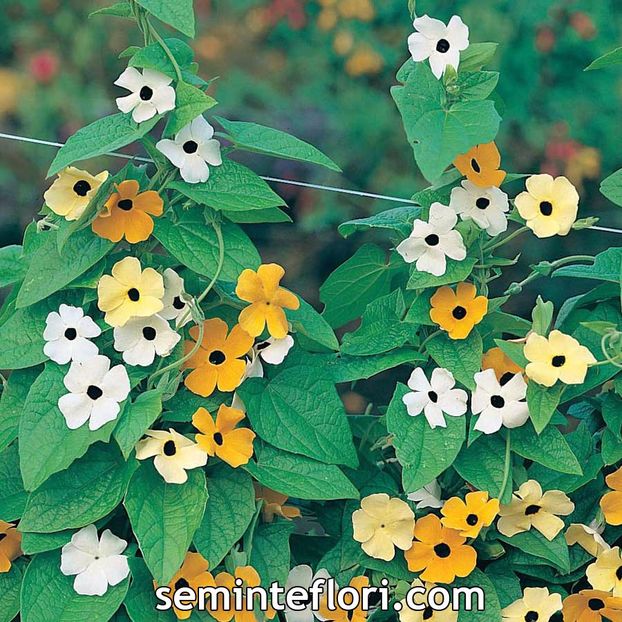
[160,268,192,328]
[256,335,295,365]
[60,524,129,596]
[43,304,101,364]
[407,480,444,510]
[402,367,468,429]
[113,315,180,367]
[283,565,331,622]
[471,369,530,434]
[396,202,466,277]
[156,116,222,184]
[450,180,510,236]
[58,355,131,431]
[115,67,176,123]
[408,15,469,79]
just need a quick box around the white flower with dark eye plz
[283,565,331,622]
[255,335,295,365]
[160,268,192,328]
[43,304,101,364]
[472,368,530,434]
[396,202,466,276]
[402,367,468,429]
[113,315,180,367]
[408,15,469,79]
[156,116,222,184]
[60,524,129,596]
[407,479,444,510]
[58,355,130,431]
[115,67,176,123]
[450,180,509,236]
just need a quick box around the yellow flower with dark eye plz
[601,468,622,526]
[193,405,255,468]
[440,491,499,538]
[515,174,579,238]
[497,479,574,541]
[562,590,622,622]
[97,256,164,327]
[482,347,524,385]
[524,330,595,387]
[398,579,458,622]
[318,575,370,622]
[235,264,299,339]
[404,514,477,584]
[254,484,301,522]
[454,142,506,188]
[352,493,415,561]
[502,587,562,622]
[565,523,610,557]
[430,282,488,340]
[587,546,622,596]
[44,166,109,221]
[0,521,21,573]
[163,552,215,620]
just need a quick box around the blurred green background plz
[0,0,621,317]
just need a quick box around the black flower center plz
[423,607,434,621]
[127,288,140,302]
[175,578,190,591]
[428,390,438,403]
[183,140,199,154]
[163,440,177,456]
[476,197,490,209]
[73,180,91,197]
[500,372,515,386]
[256,341,270,351]
[552,355,566,368]
[617,566,622,580]
[491,395,505,409]
[539,201,553,216]
[471,158,481,174]
[425,234,440,247]
[0,532,7,542]
[87,385,103,400]
[452,306,467,320]
[525,504,541,516]
[142,326,157,341]
[172,296,185,310]
[64,327,77,341]
[117,199,133,211]
[209,350,226,365]
[466,513,479,526]
[213,432,224,446]
[436,38,450,53]
[434,543,451,558]
[588,599,605,611]
[139,85,153,101]
[524,611,539,622]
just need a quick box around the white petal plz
[102,365,131,402]
[447,15,470,50]
[198,139,222,167]
[142,68,173,88]
[408,32,434,61]
[73,565,109,596]
[437,389,468,417]
[154,328,181,357]
[439,231,467,260]
[474,369,500,394]
[501,402,530,429]
[44,339,72,365]
[61,544,95,576]
[151,85,176,114]
[428,203,457,232]
[430,367,456,393]
[123,340,156,367]
[102,555,130,587]
[114,66,144,91]
[43,311,65,340]
[402,391,429,417]
[416,247,446,276]
[180,155,210,184]
[474,409,502,434]
[428,52,449,79]
[423,404,447,429]
[259,336,294,365]
[501,373,528,401]
[132,102,157,123]
[156,139,187,168]
[77,316,101,339]
[70,338,100,363]
[88,398,120,431]
[396,237,426,263]
[58,393,92,430]
[71,524,100,554]
[286,565,314,591]
[189,115,215,141]
[116,93,141,114]
[407,367,432,392]
[98,529,127,557]
[413,15,447,39]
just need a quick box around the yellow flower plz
[562,590,622,622]
[318,575,370,622]
[440,491,499,539]
[352,493,415,561]
[482,347,524,385]
[587,546,622,596]
[0,521,21,573]
[524,330,596,387]
[254,484,301,522]
[601,467,622,526]
[565,523,610,557]
[97,256,164,327]
[193,405,255,468]
[497,479,574,541]
[502,587,562,622]
[404,514,477,584]
[135,429,207,484]
[235,264,299,339]
[163,552,215,620]
[515,174,579,238]
[454,142,506,188]
[398,579,458,622]
[430,283,488,340]
[44,166,109,221]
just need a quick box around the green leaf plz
[426,331,483,389]
[48,113,160,176]
[454,568,501,621]
[215,117,340,172]
[553,248,621,283]
[0,558,26,622]
[245,442,358,501]
[250,521,292,588]
[531,296,554,335]
[124,463,208,584]
[406,256,478,289]
[20,444,136,533]
[164,82,217,137]
[459,43,499,72]
[456,71,499,101]
[113,390,163,459]
[326,349,426,383]
[129,39,194,79]
[485,561,522,609]
[21,550,129,622]
[90,2,133,18]
[21,530,73,555]
[19,364,117,491]
[586,46,622,71]
[286,297,339,351]
[134,0,195,36]
[0,367,41,452]
[526,383,562,434]
[124,557,177,622]
[494,339,529,368]
[17,228,113,308]
[498,530,570,573]
[0,444,27,521]
[338,207,422,239]
[0,245,27,288]
[223,206,291,224]
[600,169,622,207]
[386,384,465,492]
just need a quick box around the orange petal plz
[217,428,256,467]
[92,212,126,242]
[123,210,155,244]
[216,405,245,433]
[238,305,267,338]
[117,179,140,199]
[236,269,265,303]
[224,324,254,358]
[257,264,285,298]
[264,305,289,339]
[185,366,218,397]
[216,359,246,392]
[134,190,164,216]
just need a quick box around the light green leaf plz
[164,82,217,137]
[0,367,41,452]
[0,558,26,622]
[586,46,622,71]
[459,43,499,72]
[326,349,426,384]
[553,248,620,283]
[250,521,292,588]
[485,561,522,609]
[456,71,499,101]
[526,383,562,434]
[134,0,195,36]
[0,245,27,288]
[21,530,73,555]
[286,298,339,351]
[338,207,421,239]
[0,444,27,521]
[114,390,163,459]
[224,206,291,224]
[426,330,483,389]
[454,569,501,621]
[129,39,194,79]
[498,530,570,573]
[531,296,554,335]
[124,557,177,622]
[90,2,133,18]
[406,256,478,289]
[600,169,622,207]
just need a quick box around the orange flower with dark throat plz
[164,552,215,620]
[454,142,506,188]
[0,521,21,573]
[562,590,622,622]
[601,467,622,526]
[430,283,488,340]
[482,346,524,385]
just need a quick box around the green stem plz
[147,21,183,83]
[499,431,512,500]
[418,330,442,352]
[483,226,529,253]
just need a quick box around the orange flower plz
[92,179,163,243]
[454,142,506,188]
[235,264,299,339]
[254,484,301,522]
[0,521,21,573]
[193,405,255,468]
[601,467,622,526]
[184,318,253,398]
[163,552,215,620]
[318,575,370,622]
[441,491,499,539]
[562,590,622,622]
[430,283,488,340]
[482,347,524,385]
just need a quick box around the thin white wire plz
[1,131,621,235]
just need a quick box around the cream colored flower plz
[502,587,562,622]
[565,522,610,557]
[587,546,622,596]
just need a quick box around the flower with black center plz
[482,346,524,385]
[135,429,207,484]
[97,256,165,327]
[430,282,488,340]
[398,579,458,622]
[515,174,579,238]
[255,484,301,522]
[283,565,331,622]
[114,67,176,123]
[163,552,215,620]
[352,493,415,561]
[601,467,622,526]
[43,304,101,364]
[156,116,222,184]
[450,180,509,236]
[566,522,610,557]
[44,166,109,221]
[407,15,469,79]
[402,367,467,429]
[497,479,574,541]
[404,514,477,583]
[236,263,300,339]
[183,318,253,398]
[58,354,130,431]
[113,314,180,367]
[193,405,256,468]
[160,268,192,329]
[471,369,529,434]
[524,329,595,387]
[454,143,506,188]
[396,202,467,277]
[441,491,499,538]
[255,335,295,365]
[0,521,21,573]
[92,180,163,243]
[587,546,622,596]
[501,587,562,622]
[318,575,370,622]
[562,590,622,622]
